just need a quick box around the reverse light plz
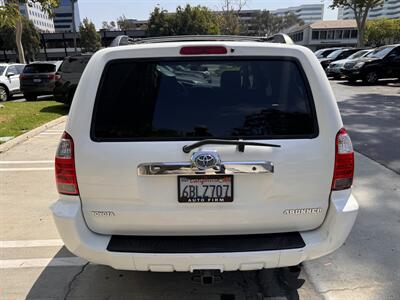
[332,128,354,190]
[55,132,79,195]
[180,46,228,55]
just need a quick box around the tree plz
[218,0,247,35]
[330,0,384,47]
[147,7,174,36]
[102,21,116,30]
[79,18,101,53]
[282,12,304,29]
[0,0,59,63]
[21,17,40,61]
[0,17,40,62]
[365,18,400,46]
[172,5,220,35]
[116,15,146,30]
[147,5,220,37]
[248,11,303,36]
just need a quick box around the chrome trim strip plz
[138,161,274,176]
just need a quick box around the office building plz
[121,19,148,30]
[287,20,358,50]
[338,0,400,19]
[0,29,147,62]
[53,0,81,32]
[19,1,55,32]
[218,4,324,35]
[271,4,324,24]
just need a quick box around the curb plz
[0,115,67,154]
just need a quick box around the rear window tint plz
[92,58,317,141]
[23,64,55,73]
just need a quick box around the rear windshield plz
[92,58,317,141]
[23,64,55,73]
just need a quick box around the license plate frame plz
[178,175,233,203]
[33,78,42,83]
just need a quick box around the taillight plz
[180,46,228,55]
[48,74,55,80]
[332,128,354,190]
[20,75,27,80]
[55,132,79,195]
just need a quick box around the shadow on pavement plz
[335,78,400,88]
[26,247,306,300]
[40,104,69,115]
[338,93,400,174]
[304,153,400,299]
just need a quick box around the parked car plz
[341,44,400,84]
[0,63,25,101]
[51,35,358,274]
[54,55,91,105]
[314,47,343,59]
[19,61,62,101]
[319,48,361,70]
[326,49,373,79]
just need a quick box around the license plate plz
[33,79,42,83]
[178,175,233,203]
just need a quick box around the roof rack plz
[110,33,294,47]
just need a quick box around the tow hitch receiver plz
[191,270,223,285]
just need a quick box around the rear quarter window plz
[59,57,90,73]
[92,57,318,141]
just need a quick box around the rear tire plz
[0,85,9,102]
[363,71,378,85]
[24,94,37,101]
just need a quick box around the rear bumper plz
[20,83,55,95]
[341,68,363,79]
[51,191,358,271]
[326,67,342,76]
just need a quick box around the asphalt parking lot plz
[1,81,399,300]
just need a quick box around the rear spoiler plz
[110,33,294,47]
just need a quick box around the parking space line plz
[0,239,63,248]
[0,161,53,164]
[0,167,54,172]
[0,257,88,269]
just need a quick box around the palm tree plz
[0,0,60,63]
[71,0,77,55]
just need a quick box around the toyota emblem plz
[191,151,221,170]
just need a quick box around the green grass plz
[0,100,68,142]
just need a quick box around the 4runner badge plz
[191,150,221,170]
[283,208,323,215]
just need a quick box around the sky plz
[78,0,338,28]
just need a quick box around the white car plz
[51,35,359,275]
[0,63,25,101]
[326,49,373,78]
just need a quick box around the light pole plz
[71,0,78,55]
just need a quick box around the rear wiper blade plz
[182,139,281,153]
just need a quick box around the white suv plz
[0,63,25,101]
[51,35,358,273]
